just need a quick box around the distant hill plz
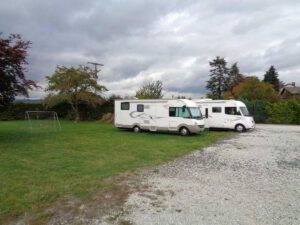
[14,99,42,103]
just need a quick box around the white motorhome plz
[114,99,205,135]
[193,99,255,132]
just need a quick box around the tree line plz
[205,56,300,124]
[206,56,281,100]
[0,33,299,124]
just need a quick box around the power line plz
[87,62,104,79]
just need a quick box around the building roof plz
[280,86,300,95]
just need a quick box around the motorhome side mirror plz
[182,106,186,112]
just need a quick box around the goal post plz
[25,111,61,132]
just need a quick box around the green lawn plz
[0,121,230,222]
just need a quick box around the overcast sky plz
[1,0,300,99]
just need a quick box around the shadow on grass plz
[116,127,232,137]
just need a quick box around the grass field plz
[0,120,230,223]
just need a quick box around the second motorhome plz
[114,99,205,135]
[193,99,255,132]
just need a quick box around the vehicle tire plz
[180,127,190,136]
[133,126,141,133]
[235,124,245,132]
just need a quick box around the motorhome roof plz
[115,99,197,106]
[193,99,246,106]
[193,99,238,103]
[115,99,169,102]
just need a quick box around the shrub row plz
[266,99,300,124]
[0,103,44,120]
[0,100,114,121]
[243,99,300,124]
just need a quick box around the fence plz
[242,100,269,123]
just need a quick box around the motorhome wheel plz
[235,124,245,132]
[180,127,190,136]
[133,126,141,133]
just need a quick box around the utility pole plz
[87,62,104,79]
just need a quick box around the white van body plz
[193,99,255,131]
[114,99,205,135]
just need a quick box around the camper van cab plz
[193,99,255,132]
[114,99,205,136]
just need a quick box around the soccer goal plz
[25,111,61,132]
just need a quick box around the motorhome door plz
[211,106,225,128]
[223,106,242,129]
[140,104,157,131]
[204,107,210,128]
[198,105,210,128]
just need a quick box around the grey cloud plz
[1,0,300,98]
[264,36,300,70]
[102,55,155,81]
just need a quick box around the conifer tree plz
[226,62,244,93]
[263,65,280,91]
[206,56,229,99]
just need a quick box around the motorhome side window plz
[169,107,176,117]
[137,104,144,112]
[121,102,130,110]
[225,107,241,115]
[212,107,222,113]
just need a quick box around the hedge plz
[0,100,114,121]
[266,99,300,124]
[2,99,300,124]
[0,102,44,120]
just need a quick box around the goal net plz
[25,111,61,132]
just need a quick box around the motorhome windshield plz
[240,107,251,116]
[169,107,202,119]
[188,107,202,119]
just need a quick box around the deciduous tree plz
[136,80,163,99]
[224,76,278,102]
[44,66,107,121]
[0,34,37,105]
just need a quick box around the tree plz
[206,56,229,99]
[44,66,107,121]
[135,80,163,99]
[263,65,280,91]
[226,62,244,93]
[0,33,37,105]
[224,76,278,102]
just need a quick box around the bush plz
[0,96,117,121]
[266,99,300,124]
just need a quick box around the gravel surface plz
[101,124,300,225]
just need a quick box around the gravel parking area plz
[102,124,300,225]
